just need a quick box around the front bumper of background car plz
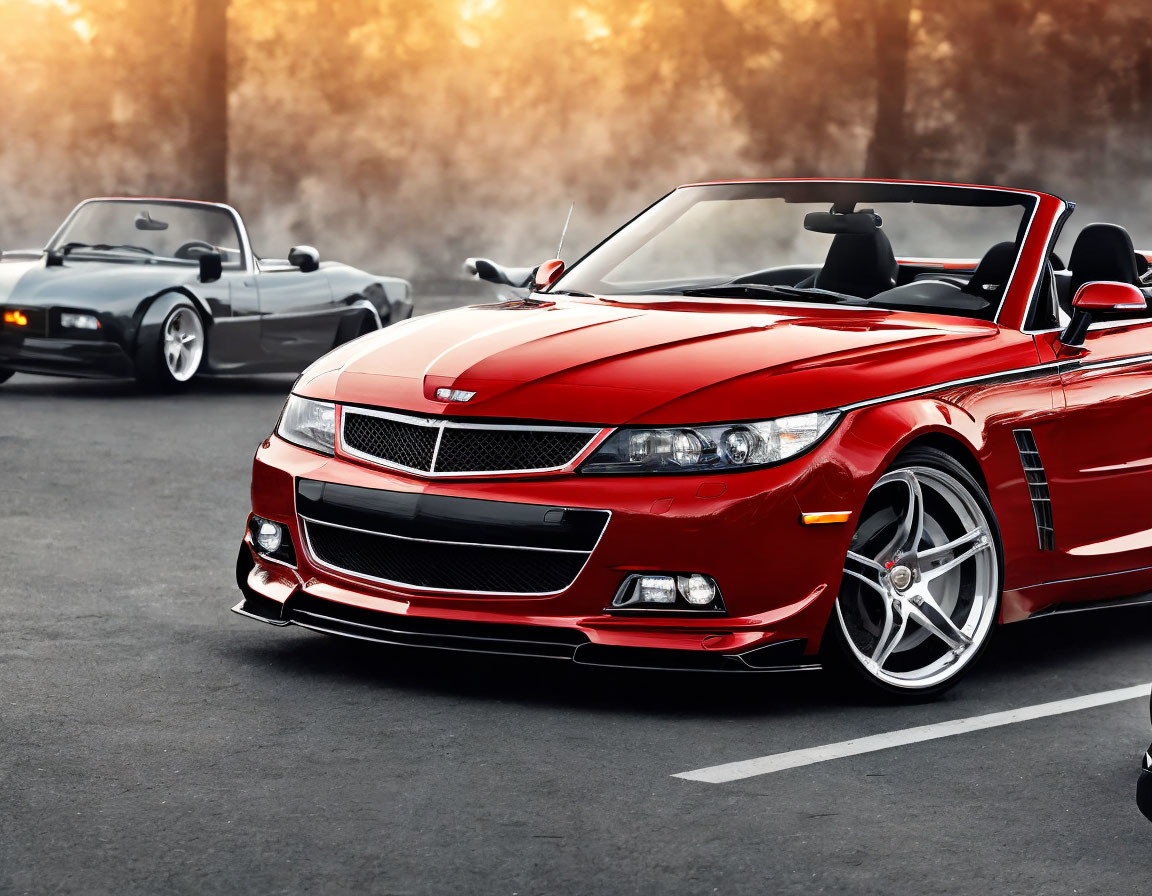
[233,429,868,670]
[0,309,133,378]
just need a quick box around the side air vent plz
[1013,429,1054,551]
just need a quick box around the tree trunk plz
[864,0,912,178]
[189,0,229,203]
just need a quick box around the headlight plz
[60,312,100,330]
[276,394,336,455]
[580,411,839,474]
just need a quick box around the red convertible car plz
[233,178,1152,698]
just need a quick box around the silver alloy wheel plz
[163,307,204,382]
[835,465,998,690]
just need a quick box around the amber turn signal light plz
[800,511,852,526]
[3,309,29,326]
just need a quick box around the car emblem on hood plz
[435,388,476,402]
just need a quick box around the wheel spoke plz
[872,601,907,668]
[845,550,885,574]
[842,567,888,600]
[921,535,991,583]
[906,592,972,651]
[919,528,987,562]
[894,471,925,556]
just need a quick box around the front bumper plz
[232,587,814,672]
[235,429,868,666]
[0,332,134,378]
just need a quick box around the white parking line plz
[674,682,1151,784]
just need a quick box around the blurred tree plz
[8,0,1152,273]
[189,0,230,202]
[864,0,912,177]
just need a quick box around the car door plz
[200,267,261,371]
[255,261,342,365]
[1034,322,1152,593]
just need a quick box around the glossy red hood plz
[296,297,1038,424]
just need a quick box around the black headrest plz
[1069,223,1140,296]
[964,242,1017,300]
[814,229,897,299]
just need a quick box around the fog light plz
[247,515,297,566]
[678,574,717,606]
[638,576,676,603]
[611,572,724,612]
[256,521,282,553]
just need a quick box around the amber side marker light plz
[3,310,29,327]
[800,511,852,526]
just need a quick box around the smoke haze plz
[2,0,1152,289]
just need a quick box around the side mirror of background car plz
[464,257,537,289]
[1060,280,1148,347]
[288,246,320,273]
[532,259,565,291]
[198,251,223,284]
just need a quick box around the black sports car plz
[1140,694,1152,821]
[0,198,412,389]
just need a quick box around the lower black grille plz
[339,408,598,475]
[296,479,610,595]
[1013,429,1054,551]
[305,521,587,593]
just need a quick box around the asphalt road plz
[2,297,1152,894]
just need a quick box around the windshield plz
[50,201,244,267]
[556,182,1036,319]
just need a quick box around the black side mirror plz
[199,251,223,283]
[464,257,536,289]
[288,245,320,273]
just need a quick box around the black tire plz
[135,303,205,392]
[0,368,13,385]
[355,311,378,338]
[332,307,381,349]
[822,446,1004,702]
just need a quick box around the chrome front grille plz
[343,413,438,471]
[339,407,601,476]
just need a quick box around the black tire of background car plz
[332,306,381,349]
[822,445,1005,703]
[356,312,378,337]
[134,302,204,392]
[0,368,14,384]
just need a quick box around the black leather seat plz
[962,241,1017,301]
[1063,223,1149,317]
[807,230,898,299]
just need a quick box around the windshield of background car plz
[50,201,244,266]
[556,182,1036,316]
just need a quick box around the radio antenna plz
[555,201,575,258]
